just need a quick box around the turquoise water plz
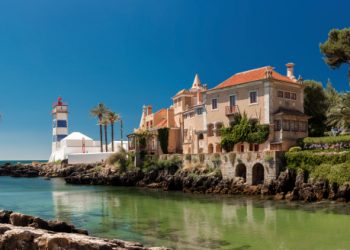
[0,176,350,250]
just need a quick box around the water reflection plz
[48,180,350,250]
[1,177,349,250]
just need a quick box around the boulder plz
[0,224,170,250]
[0,211,12,224]
[9,213,34,227]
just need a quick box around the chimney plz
[286,63,296,80]
[167,108,175,127]
[147,105,153,115]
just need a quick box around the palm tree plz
[327,93,350,130]
[101,117,109,152]
[90,103,109,152]
[120,118,124,149]
[107,111,120,152]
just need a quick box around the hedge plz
[285,150,349,171]
[310,163,350,185]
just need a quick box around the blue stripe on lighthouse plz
[52,120,67,128]
[57,120,67,128]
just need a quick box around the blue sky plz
[0,0,349,160]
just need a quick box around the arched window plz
[235,164,247,182]
[215,144,222,153]
[208,144,214,154]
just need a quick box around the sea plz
[0,160,47,166]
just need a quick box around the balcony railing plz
[225,105,238,116]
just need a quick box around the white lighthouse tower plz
[49,97,68,162]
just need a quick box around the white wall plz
[68,152,114,164]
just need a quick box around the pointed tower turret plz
[191,74,202,89]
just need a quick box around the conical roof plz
[192,74,202,88]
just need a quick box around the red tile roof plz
[173,89,193,98]
[213,66,297,90]
[155,119,168,128]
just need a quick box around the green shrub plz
[142,155,181,173]
[310,163,350,185]
[107,150,128,172]
[289,146,302,152]
[285,150,349,171]
[220,112,269,150]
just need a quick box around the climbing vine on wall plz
[220,112,270,151]
[157,128,169,154]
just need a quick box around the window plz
[277,91,284,98]
[294,121,299,131]
[207,124,214,137]
[274,120,281,131]
[283,120,290,131]
[212,98,218,110]
[249,91,258,104]
[284,92,291,99]
[250,144,259,151]
[290,120,295,131]
[291,93,297,100]
[216,123,223,137]
[229,95,236,107]
[196,108,203,115]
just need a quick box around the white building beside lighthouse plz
[49,97,127,164]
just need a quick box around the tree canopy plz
[320,28,350,84]
[303,80,328,136]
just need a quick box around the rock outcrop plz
[2,162,350,202]
[0,211,169,250]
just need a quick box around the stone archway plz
[235,163,247,182]
[252,163,265,185]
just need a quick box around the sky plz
[0,0,349,160]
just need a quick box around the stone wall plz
[157,151,284,185]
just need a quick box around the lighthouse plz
[50,97,68,160]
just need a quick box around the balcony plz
[225,105,238,116]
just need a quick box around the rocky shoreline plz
[1,162,350,203]
[0,210,168,250]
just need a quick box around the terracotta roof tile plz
[173,89,192,98]
[212,66,297,90]
[155,119,168,128]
